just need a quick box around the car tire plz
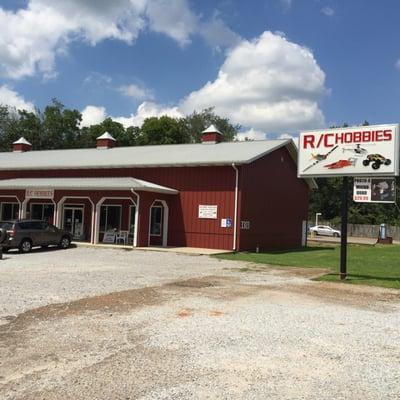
[59,236,71,249]
[333,233,339,237]
[19,239,32,253]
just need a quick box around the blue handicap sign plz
[226,218,232,228]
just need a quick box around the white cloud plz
[199,16,241,51]
[80,105,107,127]
[395,59,400,70]
[145,0,198,46]
[236,128,267,141]
[180,31,326,133]
[0,0,200,79]
[118,84,153,100]
[321,6,335,17]
[0,85,34,111]
[279,133,299,147]
[113,101,183,127]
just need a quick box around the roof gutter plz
[231,163,239,251]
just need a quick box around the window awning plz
[0,177,179,195]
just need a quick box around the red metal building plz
[0,126,315,251]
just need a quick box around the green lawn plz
[215,243,400,289]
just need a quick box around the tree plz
[179,107,240,143]
[139,116,189,145]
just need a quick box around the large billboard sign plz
[353,177,396,203]
[298,124,399,177]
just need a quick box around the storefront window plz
[31,204,54,222]
[129,205,136,234]
[100,205,121,232]
[1,203,19,220]
[150,206,162,236]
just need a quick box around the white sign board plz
[220,218,232,228]
[298,124,399,177]
[198,205,217,219]
[26,188,54,199]
[102,231,116,243]
[353,177,396,203]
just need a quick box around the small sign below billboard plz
[353,177,396,203]
[198,205,217,219]
[298,124,399,178]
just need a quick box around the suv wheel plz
[59,236,71,249]
[19,239,32,253]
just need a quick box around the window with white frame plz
[129,205,136,235]
[1,203,19,220]
[150,206,163,236]
[100,205,121,232]
[30,203,54,221]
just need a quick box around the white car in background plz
[309,225,341,237]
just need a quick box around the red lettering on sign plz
[383,129,392,140]
[303,135,315,149]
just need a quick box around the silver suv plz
[0,220,72,253]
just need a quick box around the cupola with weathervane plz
[201,125,223,144]
[13,137,32,152]
[96,132,116,149]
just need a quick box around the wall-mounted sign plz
[221,218,232,228]
[198,205,217,219]
[240,220,250,230]
[353,177,396,203]
[26,188,54,199]
[298,124,399,177]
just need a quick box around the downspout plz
[131,189,140,247]
[231,163,239,251]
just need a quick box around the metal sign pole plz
[340,177,349,280]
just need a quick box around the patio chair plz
[115,230,129,245]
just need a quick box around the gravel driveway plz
[0,246,399,399]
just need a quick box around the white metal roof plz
[96,132,116,141]
[0,139,290,170]
[0,177,179,194]
[13,137,32,146]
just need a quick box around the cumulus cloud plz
[118,84,153,100]
[80,105,107,127]
[321,6,335,17]
[113,102,183,127]
[0,0,201,79]
[180,31,326,133]
[145,0,198,46]
[0,86,34,111]
[236,128,267,141]
[199,16,241,51]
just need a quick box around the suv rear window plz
[18,221,44,230]
[0,222,13,230]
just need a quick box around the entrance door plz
[63,206,84,240]
[149,203,164,246]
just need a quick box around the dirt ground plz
[0,247,399,399]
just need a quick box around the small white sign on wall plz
[26,188,54,199]
[198,205,218,219]
[240,220,250,230]
[221,218,232,228]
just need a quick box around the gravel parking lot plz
[0,246,399,399]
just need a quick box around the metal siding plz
[239,147,309,251]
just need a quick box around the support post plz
[340,177,349,280]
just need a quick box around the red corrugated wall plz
[237,147,309,251]
[0,166,237,250]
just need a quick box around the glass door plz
[63,206,84,240]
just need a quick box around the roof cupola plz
[96,132,116,149]
[201,125,223,144]
[12,137,32,152]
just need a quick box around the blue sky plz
[0,0,400,139]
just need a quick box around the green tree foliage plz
[139,116,189,145]
[179,107,240,142]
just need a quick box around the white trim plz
[0,201,19,220]
[131,190,140,247]
[232,163,239,251]
[94,197,136,245]
[56,196,95,243]
[62,205,85,240]
[148,199,169,247]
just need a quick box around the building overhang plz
[0,177,179,195]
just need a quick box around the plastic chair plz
[115,230,129,245]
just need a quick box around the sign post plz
[340,177,349,280]
[298,124,400,280]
